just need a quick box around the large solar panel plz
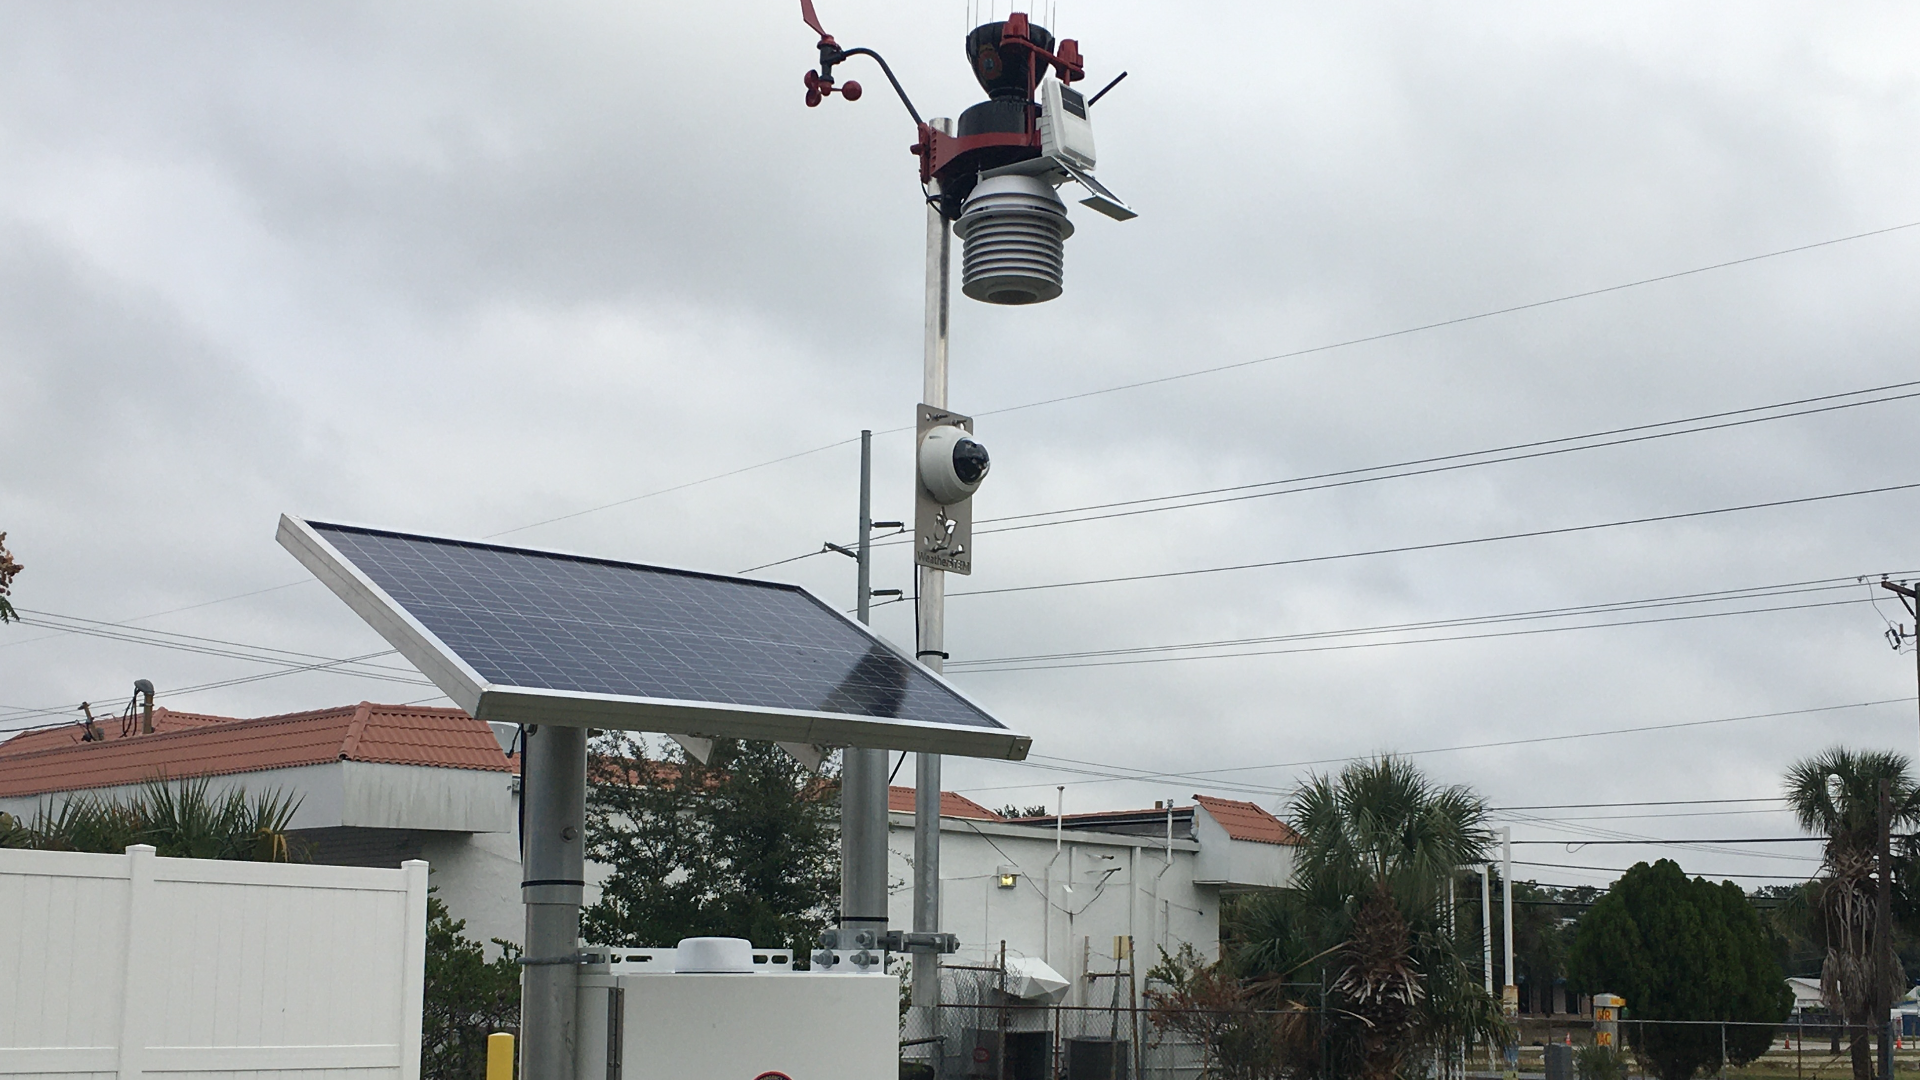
[278,516,1029,759]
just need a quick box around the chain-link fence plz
[896,978,1906,1080]
[898,964,1326,1080]
[902,1000,1327,1079]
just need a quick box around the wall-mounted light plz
[996,865,1019,889]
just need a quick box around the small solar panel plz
[278,516,1029,759]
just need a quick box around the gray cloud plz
[5,0,1920,884]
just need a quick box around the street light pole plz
[1502,827,1517,1017]
[1481,864,1494,1070]
[912,117,954,1025]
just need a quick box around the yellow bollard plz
[486,1032,514,1080]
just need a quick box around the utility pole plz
[1880,579,1920,755]
[912,117,955,1027]
[838,430,904,957]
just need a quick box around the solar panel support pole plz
[911,117,954,1026]
[522,722,587,1080]
[842,429,891,947]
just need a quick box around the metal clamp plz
[884,930,959,954]
[517,952,594,967]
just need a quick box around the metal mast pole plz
[841,430,890,949]
[912,116,954,1023]
[521,722,587,1080]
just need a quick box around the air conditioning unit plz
[576,939,897,1080]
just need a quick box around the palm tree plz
[1,778,302,861]
[1784,747,1920,1080]
[1235,755,1499,1080]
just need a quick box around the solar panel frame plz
[277,515,1032,760]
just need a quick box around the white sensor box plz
[1039,76,1097,171]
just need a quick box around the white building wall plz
[0,762,347,832]
[0,762,513,835]
[1191,807,1295,889]
[341,761,513,832]
[417,829,525,953]
[886,815,1219,1005]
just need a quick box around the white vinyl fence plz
[1,844,427,1080]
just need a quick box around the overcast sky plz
[7,1,1920,889]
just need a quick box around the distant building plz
[898,792,1298,1004]
[1788,976,1824,1013]
[0,703,522,946]
[0,703,1296,979]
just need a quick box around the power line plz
[1512,859,1812,881]
[1493,807,1820,864]
[1493,797,1785,810]
[0,649,431,735]
[0,579,315,653]
[1496,808,1791,822]
[749,380,1920,575]
[10,609,428,686]
[486,436,862,539]
[946,576,1888,672]
[956,384,1920,537]
[537,218,1920,547]
[953,697,1914,797]
[949,481,1920,599]
[1507,837,1820,845]
[968,219,1920,420]
[955,597,1871,673]
[19,221,1920,727]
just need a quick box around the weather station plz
[277,5,1132,1079]
[801,1,1136,1076]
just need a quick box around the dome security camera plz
[918,424,991,505]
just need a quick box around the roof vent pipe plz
[133,679,155,735]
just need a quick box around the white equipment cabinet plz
[577,941,896,1080]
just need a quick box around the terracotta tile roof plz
[1193,794,1300,846]
[0,707,229,758]
[0,702,511,799]
[888,785,1003,820]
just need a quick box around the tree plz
[1783,747,1920,1080]
[0,532,21,623]
[1566,860,1790,1080]
[995,803,1052,819]
[421,893,521,1080]
[0,777,300,859]
[1230,756,1503,1080]
[1751,882,1823,979]
[1145,943,1313,1079]
[582,734,839,956]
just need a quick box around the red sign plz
[753,1074,794,1080]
